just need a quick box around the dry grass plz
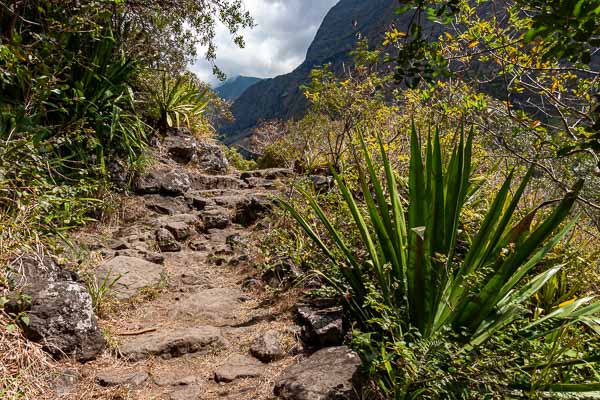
[0,206,55,399]
[0,311,53,399]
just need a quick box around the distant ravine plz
[219,0,398,145]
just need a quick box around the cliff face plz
[215,76,262,101]
[220,0,398,144]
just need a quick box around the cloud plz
[190,0,339,87]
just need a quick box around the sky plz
[190,0,339,87]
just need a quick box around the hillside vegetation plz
[252,1,600,398]
[1,0,599,399]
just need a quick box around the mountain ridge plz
[220,0,398,144]
[215,76,262,101]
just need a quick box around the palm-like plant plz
[147,72,209,136]
[279,125,597,347]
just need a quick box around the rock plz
[8,255,73,287]
[296,304,344,348]
[233,195,274,226]
[156,228,182,252]
[158,214,198,241]
[240,168,293,180]
[115,249,166,265]
[96,256,165,300]
[200,207,231,231]
[254,220,270,231]
[153,372,197,387]
[213,245,234,256]
[135,169,190,196]
[119,327,226,361]
[169,288,243,325]
[163,134,198,164]
[95,369,149,387]
[18,280,105,361]
[161,170,191,196]
[214,354,264,383]
[53,369,80,397]
[107,239,128,251]
[309,175,333,193]
[250,330,286,363]
[196,142,229,173]
[273,346,362,400]
[108,159,129,190]
[262,257,302,288]
[185,192,213,211]
[144,252,166,265]
[188,239,208,252]
[218,387,255,400]
[211,194,251,209]
[228,254,249,267]
[189,174,247,190]
[241,277,263,291]
[244,177,277,189]
[134,170,162,194]
[225,233,244,248]
[145,195,191,215]
[169,385,201,400]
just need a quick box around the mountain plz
[215,76,263,101]
[220,0,398,144]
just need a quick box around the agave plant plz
[146,72,209,136]
[279,125,598,347]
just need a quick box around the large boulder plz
[274,346,362,400]
[17,280,105,361]
[96,256,165,300]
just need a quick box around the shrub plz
[280,125,600,397]
[222,146,257,171]
[144,72,210,136]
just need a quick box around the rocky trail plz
[15,132,362,400]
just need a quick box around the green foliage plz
[223,146,257,171]
[279,125,599,396]
[1,18,147,175]
[389,0,600,161]
[144,72,210,136]
[522,0,600,64]
[85,269,122,318]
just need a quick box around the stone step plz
[189,173,248,191]
[119,326,227,361]
[96,256,165,300]
[213,354,264,383]
[167,287,246,326]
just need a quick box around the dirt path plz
[57,156,301,399]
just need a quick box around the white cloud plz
[190,0,339,87]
